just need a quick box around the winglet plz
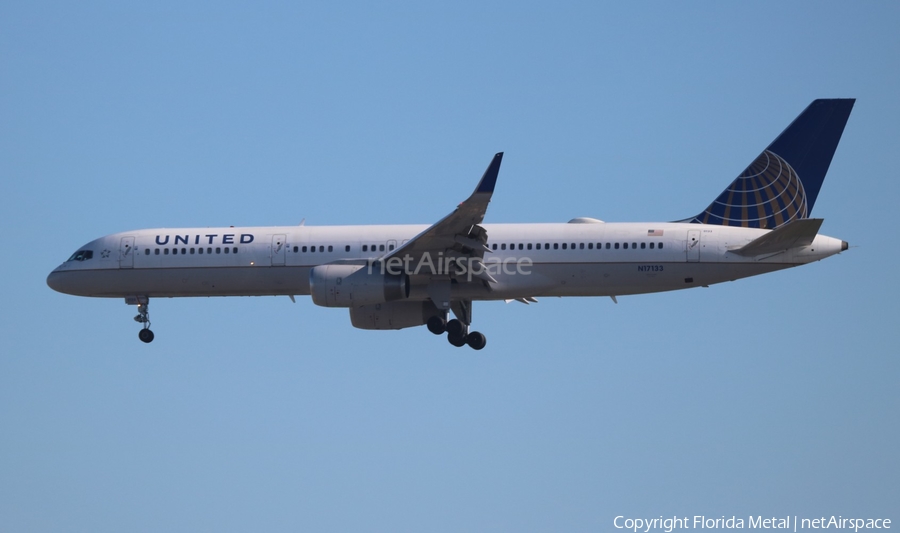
[474,152,504,194]
[380,153,504,264]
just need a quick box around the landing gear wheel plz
[133,300,153,343]
[138,328,155,343]
[447,333,467,348]
[427,316,446,335]
[446,319,465,338]
[466,331,486,350]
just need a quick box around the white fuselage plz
[47,221,845,301]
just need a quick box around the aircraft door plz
[271,234,286,266]
[686,230,700,262]
[119,237,135,268]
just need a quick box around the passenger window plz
[614,243,619,249]
[606,243,611,249]
[233,247,238,254]
[164,249,170,255]
[190,248,195,254]
[562,243,567,250]
[641,243,646,249]
[518,244,523,250]
[310,246,315,253]
[293,246,298,253]
[527,243,532,250]
[145,249,150,255]
[346,245,351,252]
[650,242,655,249]
[224,247,229,254]
[553,243,558,250]
[571,243,576,249]
[659,243,664,249]
[207,247,212,254]
[199,248,204,254]
[501,244,506,250]
[182,248,187,254]
[216,247,221,254]
[536,243,541,250]
[328,245,333,252]
[379,244,384,252]
[492,243,497,250]
[580,243,585,249]
[588,243,593,249]
[319,246,324,252]
[545,243,550,249]
[155,249,160,255]
[632,243,637,249]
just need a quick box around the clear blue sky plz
[2,2,898,531]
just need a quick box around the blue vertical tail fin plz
[683,99,854,229]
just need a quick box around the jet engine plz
[310,264,409,307]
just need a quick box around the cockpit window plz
[67,250,93,262]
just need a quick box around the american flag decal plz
[647,229,664,236]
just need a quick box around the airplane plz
[47,99,854,350]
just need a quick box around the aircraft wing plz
[729,218,824,256]
[380,153,503,268]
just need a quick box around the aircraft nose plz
[47,270,66,294]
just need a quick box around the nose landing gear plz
[129,297,154,343]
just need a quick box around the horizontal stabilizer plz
[730,218,823,256]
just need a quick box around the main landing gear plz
[427,315,487,350]
[133,300,155,343]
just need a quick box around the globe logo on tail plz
[697,150,807,229]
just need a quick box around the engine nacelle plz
[350,301,439,330]
[310,264,409,308]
